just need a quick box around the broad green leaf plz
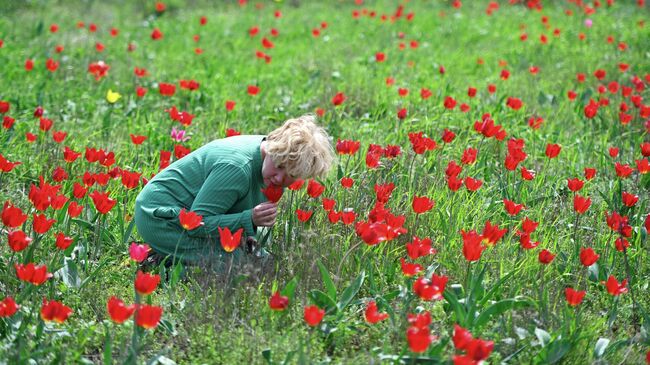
[79,258,111,290]
[103,323,112,365]
[478,267,522,308]
[337,271,365,311]
[122,219,136,244]
[546,339,571,364]
[60,257,81,288]
[593,338,610,358]
[317,260,337,300]
[443,288,467,326]
[280,276,299,301]
[308,290,337,313]
[261,349,272,364]
[535,327,551,347]
[473,297,535,329]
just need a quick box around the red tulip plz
[538,249,555,264]
[621,192,638,207]
[584,167,597,180]
[225,128,241,137]
[614,162,634,178]
[579,247,599,266]
[67,202,83,218]
[15,263,52,285]
[32,213,56,234]
[179,209,204,230]
[287,179,305,190]
[453,324,473,350]
[331,92,346,106]
[605,275,628,296]
[7,230,32,252]
[364,301,388,324]
[400,257,423,277]
[565,287,586,306]
[134,270,161,296]
[336,139,361,155]
[406,325,435,353]
[247,85,260,96]
[412,196,435,214]
[89,190,116,214]
[506,97,523,110]
[303,305,325,326]
[413,274,447,301]
[130,134,147,145]
[218,227,243,252]
[464,177,483,191]
[443,96,457,109]
[441,129,456,143]
[307,179,325,198]
[55,232,74,250]
[295,209,313,223]
[0,297,19,318]
[41,299,73,323]
[465,338,495,361]
[268,291,289,311]
[545,143,561,159]
[261,184,283,203]
[107,297,136,324]
[0,154,21,172]
[135,304,163,329]
[481,221,507,246]
[503,199,524,216]
[340,177,354,189]
[151,28,163,40]
[406,236,435,259]
[461,230,485,262]
[2,201,28,228]
[567,178,584,192]
[158,83,176,96]
[573,195,591,214]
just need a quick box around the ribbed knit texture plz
[134,135,267,263]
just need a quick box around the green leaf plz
[308,290,337,313]
[122,219,136,245]
[169,262,184,288]
[60,257,81,288]
[546,339,571,364]
[317,260,337,300]
[280,276,299,301]
[478,267,521,308]
[535,327,551,347]
[103,323,112,365]
[443,287,467,326]
[79,258,111,290]
[337,271,365,311]
[593,338,610,358]
[261,349,273,364]
[473,297,535,329]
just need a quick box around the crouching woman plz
[134,114,334,270]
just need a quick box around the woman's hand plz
[252,202,278,227]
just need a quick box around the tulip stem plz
[572,213,580,260]
[622,247,638,318]
[336,241,363,285]
[539,265,547,324]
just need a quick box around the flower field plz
[1,0,649,363]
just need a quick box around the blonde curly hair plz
[266,114,335,179]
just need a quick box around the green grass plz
[1,0,649,363]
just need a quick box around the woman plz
[134,114,334,269]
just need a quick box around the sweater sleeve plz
[186,163,256,238]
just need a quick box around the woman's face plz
[261,155,296,188]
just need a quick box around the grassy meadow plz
[0,0,649,363]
